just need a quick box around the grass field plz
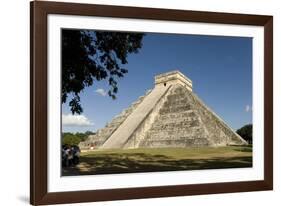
[62,145,252,176]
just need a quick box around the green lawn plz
[62,146,252,176]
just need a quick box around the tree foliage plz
[62,29,144,114]
[62,133,82,146]
[62,131,94,146]
[236,124,252,144]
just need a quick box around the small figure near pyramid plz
[79,70,247,150]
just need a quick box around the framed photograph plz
[30,1,273,205]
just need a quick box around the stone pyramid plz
[79,71,247,150]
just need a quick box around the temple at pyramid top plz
[155,70,193,91]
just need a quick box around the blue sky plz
[62,32,252,133]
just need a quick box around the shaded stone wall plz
[138,85,246,148]
[190,91,247,145]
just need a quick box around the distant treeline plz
[62,131,95,146]
[236,124,252,144]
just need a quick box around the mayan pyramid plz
[79,71,247,150]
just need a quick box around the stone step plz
[152,116,199,125]
[146,130,205,139]
[147,127,205,139]
[150,119,201,129]
[157,111,197,120]
[159,105,192,114]
[139,138,210,148]
[162,102,192,108]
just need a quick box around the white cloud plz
[95,88,107,96]
[62,114,93,127]
[245,105,252,112]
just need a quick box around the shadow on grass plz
[232,145,253,153]
[62,152,252,176]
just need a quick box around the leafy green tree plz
[62,133,81,146]
[75,132,95,142]
[62,131,95,145]
[62,29,144,114]
[75,132,87,141]
[236,124,252,144]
